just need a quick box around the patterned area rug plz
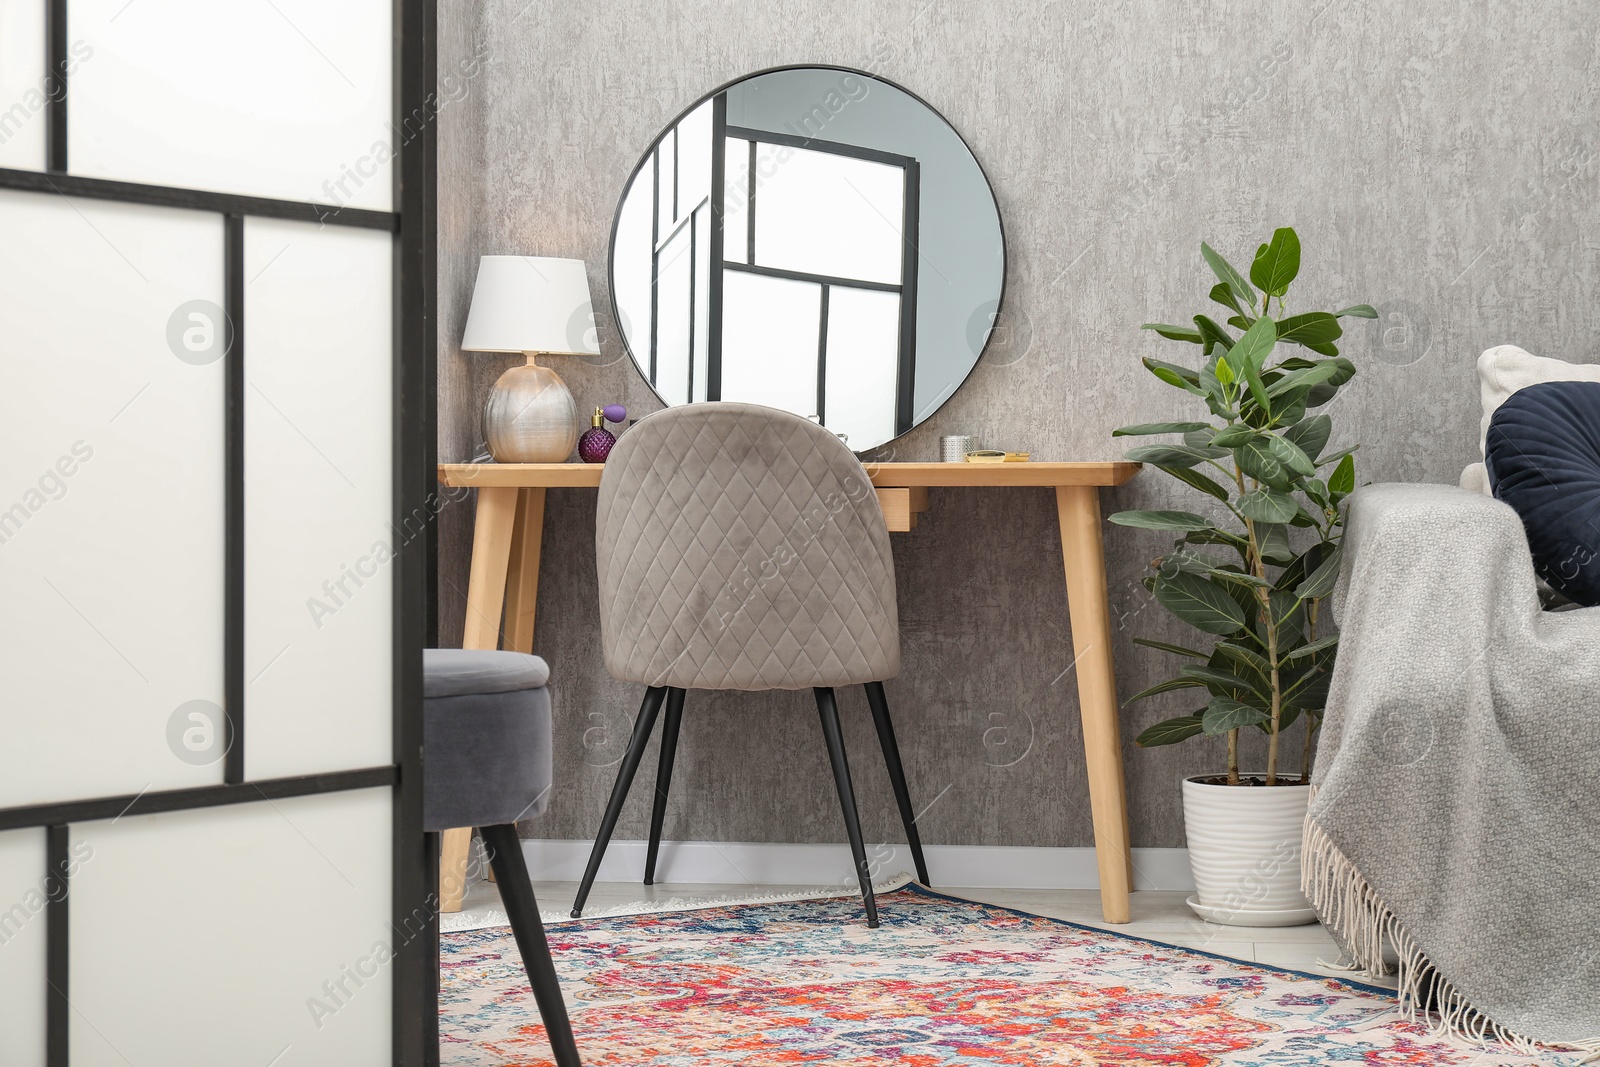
[439,882,1580,1065]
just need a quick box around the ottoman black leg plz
[481,822,581,1067]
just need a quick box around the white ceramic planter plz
[1182,774,1316,927]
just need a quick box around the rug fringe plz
[441,872,917,933]
[1303,811,1598,1061]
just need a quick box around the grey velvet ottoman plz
[422,648,578,1065]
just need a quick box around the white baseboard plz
[516,839,1195,892]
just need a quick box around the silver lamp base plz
[484,355,579,462]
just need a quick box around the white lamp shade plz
[460,255,601,355]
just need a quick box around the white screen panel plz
[245,219,392,780]
[0,191,225,806]
[653,224,692,406]
[69,0,393,210]
[70,789,392,1066]
[824,287,901,450]
[0,829,47,1067]
[721,271,820,415]
[0,0,48,170]
[752,144,905,285]
[723,137,750,264]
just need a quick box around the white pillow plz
[1459,345,1600,494]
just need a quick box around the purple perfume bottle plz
[578,404,626,463]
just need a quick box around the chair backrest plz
[595,403,900,690]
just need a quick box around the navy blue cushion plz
[1485,380,1600,606]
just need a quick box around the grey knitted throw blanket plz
[1304,483,1600,1057]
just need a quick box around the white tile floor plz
[455,877,1392,988]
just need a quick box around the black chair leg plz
[643,687,685,886]
[814,686,879,929]
[571,686,666,917]
[481,823,581,1067]
[864,680,931,885]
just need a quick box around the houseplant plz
[1110,227,1373,926]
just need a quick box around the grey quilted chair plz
[570,402,928,928]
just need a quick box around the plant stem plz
[1232,462,1284,785]
[1263,610,1282,785]
[1227,728,1239,785]
[1302,600,1319,783]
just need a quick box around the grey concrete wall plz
[436,0,1600,849]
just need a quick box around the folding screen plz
[0,0,436,1063]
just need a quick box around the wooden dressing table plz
[437,460,1142,922]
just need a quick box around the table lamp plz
[461,255,600,462]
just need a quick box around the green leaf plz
[1249,227,1301,298]
[1194,315,1235,354]
[1209,282,1248,320]
[1209,423,1257,448]
[1282,633,1339,663]
[1267,360,1342,400]
[1283,415,1332,461]
[1108,510,1216,532]
[1124,444,1216,468]
[1229,316,1277,416]
[1157,464,1232,503]
[1266,589,1308,647]
[1161,545,1233,576]
[1132,637,1209,658]
[1275,312,1342,347]
[1254,522,1297,565]
[1154,571,1249,635]
[1317,444,1357,469]
[1229,315,1279,376]
[1295,545,1344,600]
[1334,304,1378,318]
[1113,421,1212,437]
[1202,697,1271,735]
[1185,527,1252,557]
[1283,669,1332,712]
[1235,433,1315,490]
[1143,322,1205,343]
[1213,641,1272,684]
[1202,241,1257,310]
[1207,567,1274,590]
[1304,357,1357,407]
[1136,715,1205,747]
[1123,676,1207,705]
[1238,487,1299,523]
[1328,452,1356,496]
[1213,354,1237,387]
[1143,357,1206,396]
[1182,664,1267,701]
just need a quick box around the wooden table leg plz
[1056,485,1133,924]
[502,488,546,655]
[478,488,546,886]
[441,485,521,913]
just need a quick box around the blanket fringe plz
[1303,813,1600,1063]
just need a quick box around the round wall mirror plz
[609,65,1006,452]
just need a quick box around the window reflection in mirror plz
[610,67,1004,452]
